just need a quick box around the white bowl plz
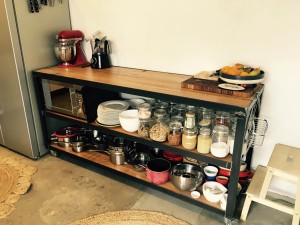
[202,181,227,203]
[204,165,218,177]
[119,109,139,132]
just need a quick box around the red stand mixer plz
[54,30,90,68]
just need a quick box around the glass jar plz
[184,112,196,129]
[138,103,151,119]
[197,127,211,154]
[156,101,169,114]
[215,111,231,127]
[168,121,182,146]
[185,105,196,114]
[138,118,151,138]
[149,109,169,142]
[198,111,214,129]
[171,115,184,125]
[182,127,198,150]
[172,104,186,117]
[211,125,229,158]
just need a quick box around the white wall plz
[69,0,300,198]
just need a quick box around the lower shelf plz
[50,144,225,212]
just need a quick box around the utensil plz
[146,158,171,185]
[54,42,76,67]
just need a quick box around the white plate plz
[218,83,245,91]
[99,100,129,111]
[219,76,264,85]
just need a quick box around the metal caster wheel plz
[50,149,60,157]
[224,217,239,225]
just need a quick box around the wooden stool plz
[240,144,300,225]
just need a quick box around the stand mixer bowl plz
[54,42,76,67]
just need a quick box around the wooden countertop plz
[34,66,263,110]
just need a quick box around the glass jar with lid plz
[149,109,169,142]
[167,121,182,146]
[171,115,184,125]
[138,118,151,138]
[138,103,151,119]
[172,104,186,117]
[198,111,214,129]
[182,127,198,150]
[215,111,231,127]
[156,101,169,114]
[197,127,211,154]
[184,112,196,129]
[211,125,229,158]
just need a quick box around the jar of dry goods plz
[172,104,186,117]
[197,127,211,154]
[156,101,169,114]
[138,103,151,119]
[168,121,182,146]
[182,127,198,150]
[184,112,196,129]
[215,111,231,127]
[149,109,169,142]
[171,115,184,125]
[211,125,229,158]
[138,118,151,138]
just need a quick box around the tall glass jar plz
[197,127,211,154]
[156,101,169,114]
[182,127,198,150]
[184,112,196,129]
[168,121,182,146]
[149,109,169,142]
[138,118,151,138]
[138,103,151,119]
[198,111,214,130]
[211,125,229,158]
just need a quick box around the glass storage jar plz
[197,127,211,154]
[211,125,229,158]
[215,111,231,127]
[182,127,198,150]
[172,104,186,117]
[167,121,182,146]
[198,111,214,130]
[171,115,184,125]
[149,109,169,142]
[138,103,151,119]
[184,112,196,129]
[138,118,151,138]
[156,101,169,114]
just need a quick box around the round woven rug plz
[0,156,37,219]
[68,210,190,225]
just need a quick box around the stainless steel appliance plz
[0,0,72,158]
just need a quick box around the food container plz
[184,111,196,129]
[182,127,198,150]
[204,165,218,181]
[202,181,227,203]
[167,121,182,146]
[138,103,151,119]
[215,111,231,127]
[172,104,186,117]
[197,127,211,154]
[170,163,204,191]
[211,125,229,158]
[146,158,171,185]
[216,175,229,186]
[138,118,151,137]
[149,109,169,142]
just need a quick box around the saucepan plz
[144,158,171,185]
[129,152,153,172]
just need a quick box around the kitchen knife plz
[28,0,34,13]
[33,0,39,12]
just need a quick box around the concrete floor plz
[0,147,294,225]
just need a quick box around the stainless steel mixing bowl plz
[170,163,204,191]
[54,42,76,66]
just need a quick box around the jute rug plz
[0,156,37,219]
[68,210,190,225]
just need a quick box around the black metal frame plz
[32,70,264,222]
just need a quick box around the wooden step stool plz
[240,144,300,225]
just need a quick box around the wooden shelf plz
[45,110,233,168]
[50,144,224,211]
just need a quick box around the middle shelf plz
[45,110,233,168]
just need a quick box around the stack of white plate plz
[96,100,129,126]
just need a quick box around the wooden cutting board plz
[181,77,260,98]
